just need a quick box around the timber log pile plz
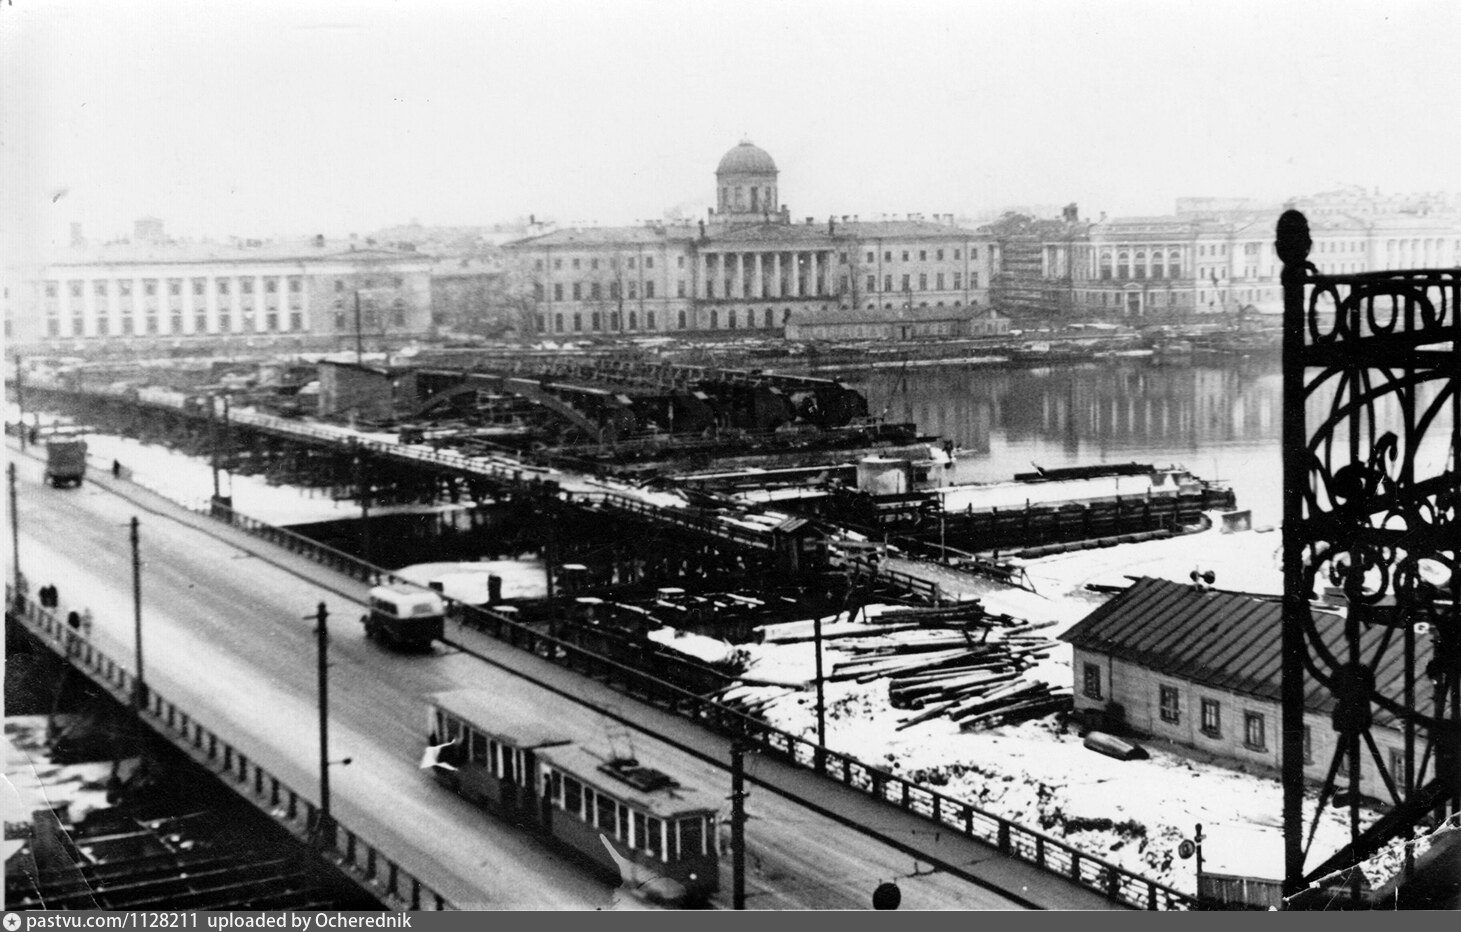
[739,602,1071,731]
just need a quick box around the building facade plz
[992,187,1461,322]
[4,226,434,354]
[504,141,998,338]
[1060,576,1427,794]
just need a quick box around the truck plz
[44,438,88,488]
[361,584,445,650]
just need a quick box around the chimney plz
[805,216,814,225]
[828,216,835,235]
[1063,203,1079,223]
[70,222,85,248]
[313,233,325,247]
[698,219,707,242]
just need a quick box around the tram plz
[425,689,720,905]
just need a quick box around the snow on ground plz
[395,560,548,601]
[4,716,140,827]
[725,520,1401,897]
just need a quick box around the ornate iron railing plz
[1278,210,1459,905]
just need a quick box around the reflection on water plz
[833,356,1289,523]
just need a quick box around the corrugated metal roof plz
[1059,577,1434,727]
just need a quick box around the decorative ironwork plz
[1279,209,1460,906]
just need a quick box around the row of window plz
[536,256,658,272]
[537,281,659,302]
[865,272,977,292]
[43,309,305,338]
[45,277,305,300]
[550,770,710,861]
[1082,666,1271,752]
[865,247,975,263]
[541,307,795,333]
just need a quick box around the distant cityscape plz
[5,140,1460,355]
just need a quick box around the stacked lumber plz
[825,615,1070,732]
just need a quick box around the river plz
[823,355,1287,525]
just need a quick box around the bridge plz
[5,439,1188,910]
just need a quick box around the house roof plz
[428,689,573,749]
[1058,577,1433,728]
[44,239,428,269]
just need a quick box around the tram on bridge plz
[426,689,720,906]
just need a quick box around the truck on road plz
[44,438,88,488]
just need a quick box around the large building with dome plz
[504,141,1001,338]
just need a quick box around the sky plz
[3,0,1458,250]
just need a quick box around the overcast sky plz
[4,0,1457,248]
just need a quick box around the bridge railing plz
[5,586,455,912]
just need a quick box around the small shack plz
[317,360,418,421]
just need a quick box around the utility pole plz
[354,449,371,565]
[730,741,748,910]
[354,291,365,365]
[131,517,145,710]
[813,611,826,768]
[314,602,335,847]
[9,462,19,588]
[209,393,221,502]
[15,356,25,452]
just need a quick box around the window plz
[335,279,345,292]
[918,273,928,290]
[535,259,544,270]
[1082,663,1102,700]
[677,280,686,298]
[591,282,602,300]
[534,283,545,300]
[838,252,847,264]
[553,283,563,301]
[970,273,979,288]
[1159,685,1180,724]
[590,311,600,330]
[645,816,663,857]
[677,256,684,269]
[884,251,892,262]
[1244,712,1266,750]
[596,793,618,835]
[709,309,718,329]
[901,250,909,261]
[645,257,654,269]
[591,258,599,270]
[572,258,580,270]
[572,283,581,300]
[867,275,877,292]
[563,776,582,814]
[954,249,962,259]
[627,282,637,300]
[633,811,647,850]
[119,280,133,297]
[554,313,564,332]
[1301,725,1313,764]
[866,251,875,263]
[265,278,278,294]
[572,313,582,331]
[764,308,772,327]
[677,310,686,329]
[884,275,893,292]
[936,249,945,260]
[627,311,637,330]
[953,272,962,289]
[241,278,253,294]
[554,259,563,270]
[1389,747,1405,786]
[95,281,109,297]
[936,273,944,290]
[646,311,655,329]
[645,281,655,298]
[44,281,59,299]
[218,280,230,296]
[627,258,635,269]
[901,274,911,292]
[1201,699,1221,737]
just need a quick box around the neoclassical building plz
[1002,188,1461,321]
[504,141,997,337]
[3,222,434,353]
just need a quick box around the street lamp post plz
[313,601,336,847]
[131,517,146,710]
